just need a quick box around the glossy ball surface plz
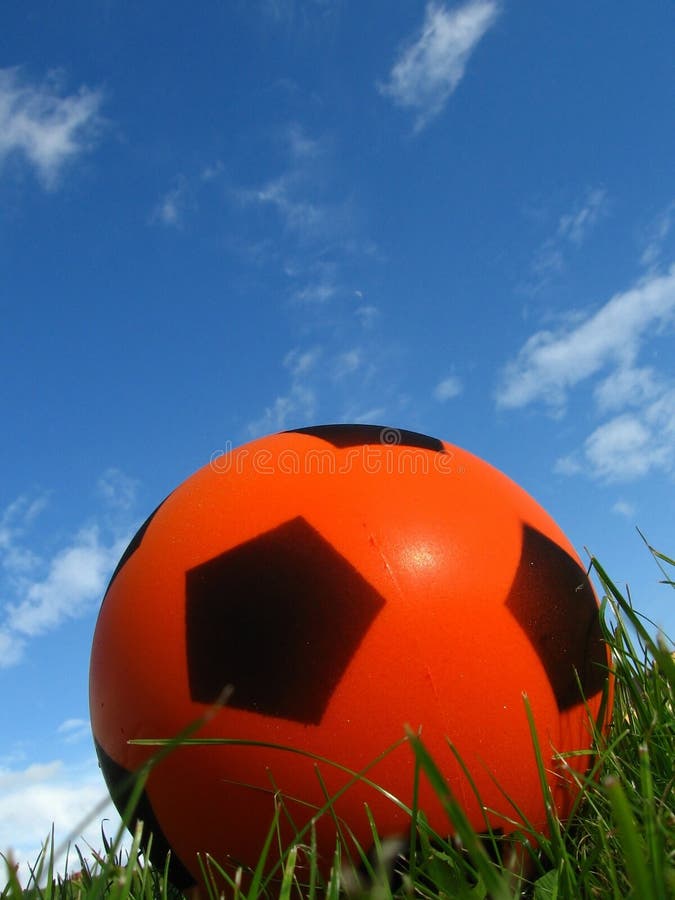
[89,425,610,889]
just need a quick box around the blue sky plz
[1,0,674,880]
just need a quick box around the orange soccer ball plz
[89,425,611,889]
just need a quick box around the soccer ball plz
[89,425,611,889]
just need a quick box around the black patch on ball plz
[94,739,195,890]
[288,423,445,453]
[505,525,607,711]
[102,496,169,604]
[185,516,386,723]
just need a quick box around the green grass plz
[3,540,673,900]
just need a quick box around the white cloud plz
[0,496,48,549]
[355,304,380,328]
[573,391,675,482]
[57,719,92,745]
[612,500,636,519]
[151,178,192,228]
[0,628,25,669]
[288,258,343,306]
[378,0,500,132]
[640,200,675,270]
[286,122,323,162]
[241,127,331,238]
[500,265,675,482]
[524,188,608,291]
[333,348,362,379]
[283,346,322,378]
[151,165,228,228]
[0,757,125,888]
[434,375,463,401]
[555,393,675,483]
[237,128,355,253]
[593,365,661,413]
[246,382,317,438]
[348,405,388,424]
[557,188,607,245]
[0,476,137,667]
[6,527,126,639]
[251,172,328,234]
[0,495,48,577]
[583,414,657,481]
[154,191,181,226]
[0,67,103,189]
[236,123,390,432]
[497,265,675,411]
[292,280,339,304]
[97,468,139,511]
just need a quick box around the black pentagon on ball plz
[185,516,387,724]
[506,525,608,711]
[288,423,446,453]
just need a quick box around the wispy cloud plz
[0,495,48,577]
[0,628,24,669]
[151,176,193,228]
[355,304,379,328]
[524,188,608,292]
[5,527,126,640]
[332,348,362,380]
[251,172,328,234]
[0,67,103,189]
[0,476,137,668]
[593,365,661,413]
[612,499,636,519]
[245,382,318,438]
[237,124,334,238]
[283,346,322,378]
[244,296,396,437]
[291,278,339,305]
[498,265,675,481]
[557,188,607,245]
[285,122,324,161]
[96,468,139,511]
[235,123,394,434]
[378,0,500,132]
[150,164,227,229]
[556,394,675,482]
[258,0,339,30]
[497,265,675,413]
[640,200,675,270]
[433,375,463,401]
[0,755,123,886]
[246,346,321,437]
[56,718,91,745]
[233,124,375,312]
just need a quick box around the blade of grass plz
[405,727,512,900]
[1,853,24,900]
[407,745,421,889]
[278,844,298,900]
[604,774,655,898]
[306,821,318,900]
[414,820,476,900]
[521,697,563,851]
[246,800,282,900]
[637,742,666,900]
[324,843,341,900]
[110,819,143,900]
